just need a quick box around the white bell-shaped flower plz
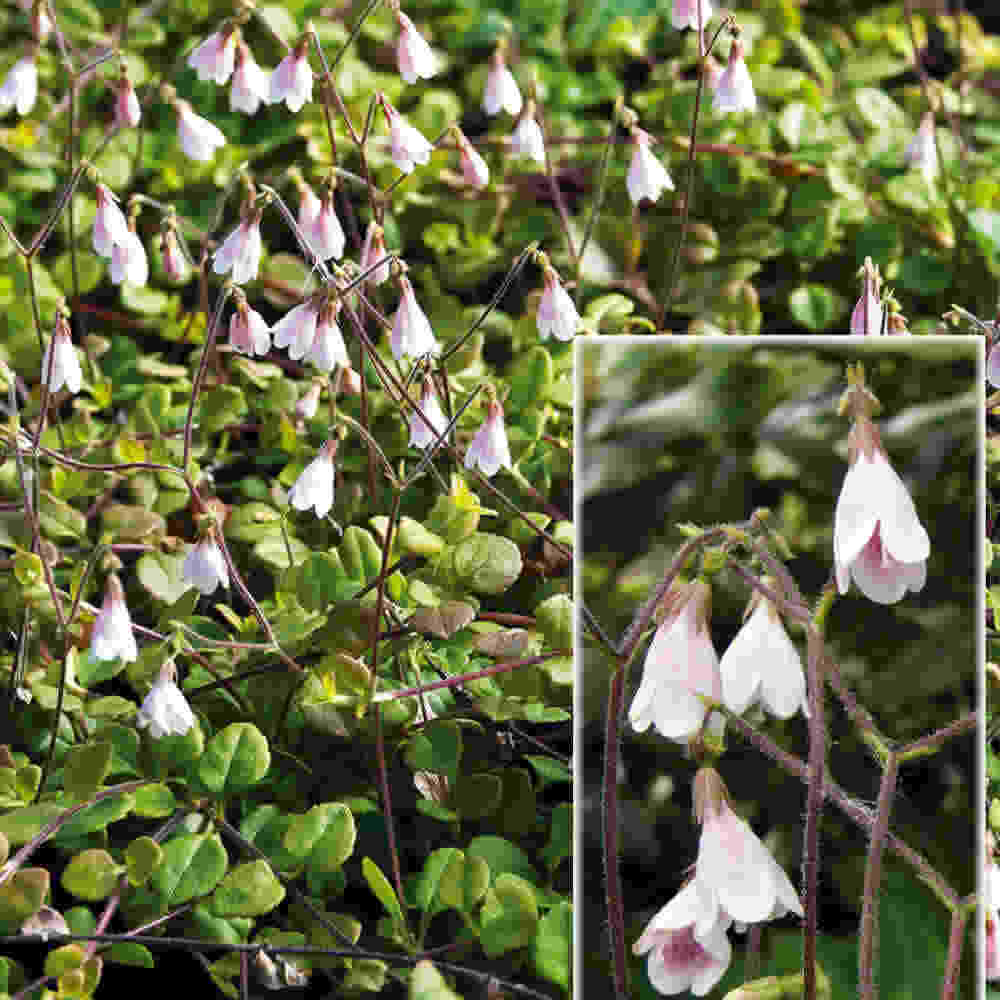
[396,10,438,84]
[90,573,138,663]
[269,41,313,112]
[850,258,884,335]
[537,262,580,342]
[41,315,82,395]
[457,132,489,189]
[833,416,930,604]
[136,660,196,739]
[110,226,148,286]
[0,56,38,116]
[464,398,512,478]
[904,111,938,183]
[92,183,129,258]
[306,299,349,373]
[382,96,434,173]
[272,298,320,361]
[627,129,674,205]
[671,0,714,31]
[176,100,226,161]
[360,222,391,285]
[713,38,757,114]
[719,588,808,720]
[628,581,721,742]
[409,378,449,450]
[229,295,270,356]
[182,532,229,595]
[510,109,545,164]
[187,28,237,85]
[305,189,345,261]
[391,275,439,358]
[115,73,141,128]
[213,213,263,285]
[287,438,337,518]
[230,41,269,115]
[482,50,522,116]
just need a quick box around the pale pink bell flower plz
[230,40,269,115]
[111,224,149,286]
[90,573,138,663]
[455,129,489,189]
[464,397,512,478]
[272,298,320,361]
[182,531,229,595]
[360,221,391,285]
[510,105,545,163]
[904,111,938,183]
[161,228,189,283]
[395,9,438,84]
[136,660,196,739]
[713,38,757,114]
[115,72,141,128]
[0,56,38,116]
[628,581,721,743]
[212,212,263,285]
[391,275,439,358]
[381,96,434,173]
[850,257,884,335]
[269,40,313,112]
[632,879,731,997]
[483,48,522,116]
[188,28,237,85]
[288,438,338,518]
[719,586,808,720]
[41,314,82,395]
[92,184,129,257]
[833,414,930,604]
[305,188,346,261]
[693,768,803,925]
[409,377,449,450]
[537,261,580,342]
[627,129,674,205]
[176,100,226,161]
[306,299,349,372]
[671,0,714,31]
[229,295,270,356]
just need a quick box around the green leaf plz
[788,284,848,332]
[466,836,538,885]
[196,723,270,797]
[403,720,462,783]
[149,833,228,906]
[480,874,539,958]
[211,860,286,918]
[898,248,952,295]
[451,533,523,594]
[125,836,164,887]
[540,802,572,872]
[105,942,155,968]
[62,849,124,901]
[136,551,190,604]
[63,741,112,801]
[132,783,176,818]
[534,594,572,650]
[283,803,356,875]
[362,857,405,928]
[199,385,248,434]
[453,772,503,820]
[57,792,135,840]
[0,804,64,846]
[532,901,572,991]
[396,518,446,558]
[0,868,49,927]
[508,347,554,413]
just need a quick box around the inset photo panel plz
[577,338,980,998]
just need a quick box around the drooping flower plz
[671,0,714,32]
[905,111,938,183]
[176,99,227,161]
[136,660,196,739]
[269,39,313,112]
[627,128,674,205]
[0,56,38,116]
[360,221,391,285]
[391,274,439,358]
[693,768,803,925]
[272,298,320,361]
[161,227,189,283]
[212,211,263,285]
[395,8,438,84]
[110,224,149,286]
[90,573,138,663]
[304,185,346,261]
[182,531,229,595]
[287,438,338,518]
[632,879,732,997]
[628,581,721,743]
[850,257,884,336]
[187,27,237,85]
[464,397,512,478]
[21,0,52,43]
[229,293,271,356]
[833,407,930,604]
[409,377,449,450]
[114,69,141,128]
[719,584,808,720]
[510,103,545,163]
[92,183,129,258]
[230,40,269,115]
[536,260,580,342]
[381,95,434,173]
[455,128,489,189]
[483,47,522,117]
[41,313,82,395]
[305,299,349,372]
[713,38,756,114]
[295,382,322,420]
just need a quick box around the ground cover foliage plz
[0,1,575,997]
[581,341,977,997]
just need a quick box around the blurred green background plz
[580,339,979,997]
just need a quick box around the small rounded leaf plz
[211,860,286,917]
[197,723,270,797]
[125,837,164,887]
[149,833,228,905]
[62,849,123,902]
[283,803,356,875]
[452,533,522,595]
[63,741,113,801]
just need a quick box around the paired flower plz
[627,128,674,206]
[270,39,313,112]
[136,660,196,739]
[188,27,237,85]
[464,397,512,478]
[213,210,263,285]
[628,581,721,743]
[229,291,271,356]
[483,46,522,116]
[0,56,38,116]
[904,111,938,183]
[287,438,338,519]
[182,530,229,595]
[110,223,149,287]
[394,5,438,84]
[299,182,345,262]
[175,99,227,161]
[850,257,884,335]
[713,37,757,114]
[409,376,449,450]
[381,95,434,173]
[272,298,320,361]
[536,258,580,342]
[231,40,269,115]
[92,184,130,258]
[719,583,808,720]
[306,299,349,373]
[391,274,439,358]
[41,313,82,395]
[90,574,138,663]
[510,102,545,164]
[833,390,930,604]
